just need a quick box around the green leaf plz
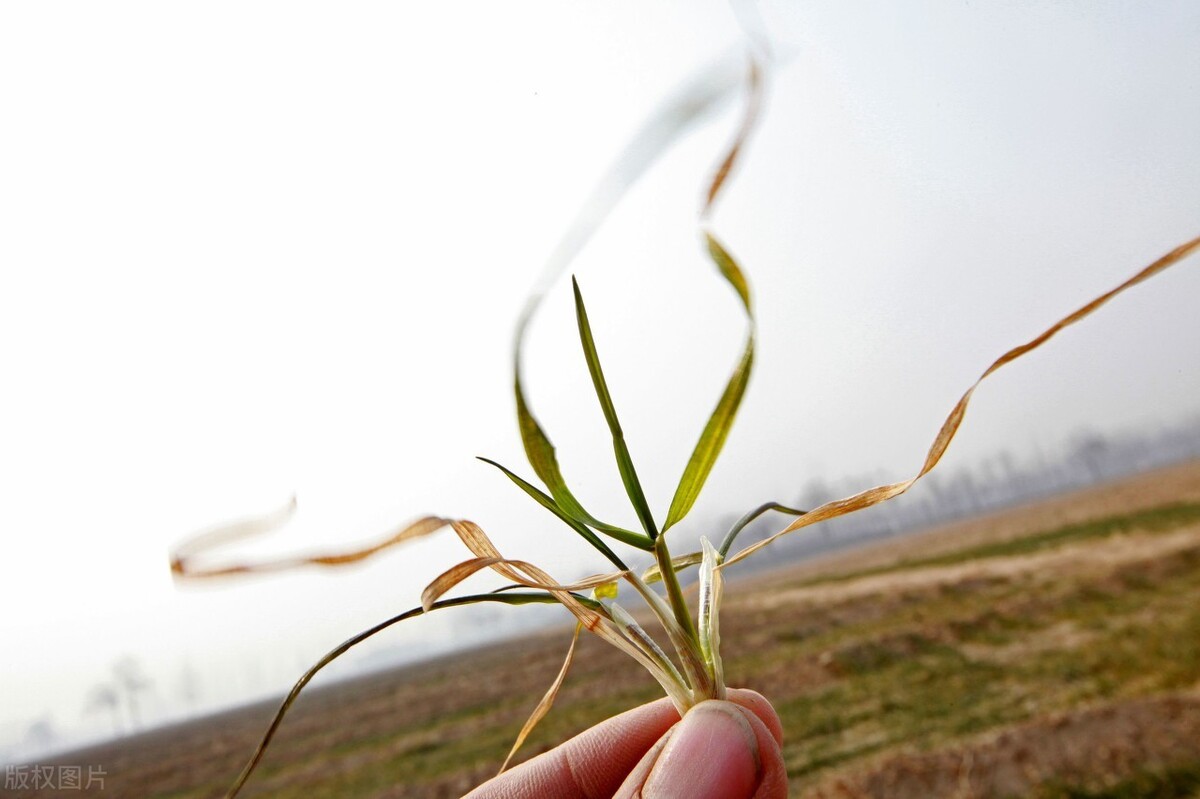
[478,457,646,560]
[500,623,583,774]
[704,231,752,313]
[489,583,603,611]
[514,374,649,547]
[571,276,659,538]
[663,233,756,532]
[663,338,752,530]
[640,551,703,584]
[718,501,807,558]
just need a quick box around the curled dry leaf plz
[170,498,449,579]
[421,553,626,612]
[722,232,1200,569]
[499,624,583,774]
[702,57,763,219]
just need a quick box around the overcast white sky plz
[2,1,1199,757]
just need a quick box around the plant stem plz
[654,535,699,646]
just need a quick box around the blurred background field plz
[10,459,1200,798]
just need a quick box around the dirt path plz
[740,522,1200,610]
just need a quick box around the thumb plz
[640,701,763,799]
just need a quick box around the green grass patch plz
[1037,760,1200,798]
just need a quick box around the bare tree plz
[177,660,202,713]
[24,716,57,757]
[85,683,124,737]
[112,656,152,731]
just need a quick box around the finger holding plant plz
[465,689,788,799]
[171,43,1200,799]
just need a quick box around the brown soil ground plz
[809,693,1200,799]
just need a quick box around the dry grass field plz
[17,460,1200,798]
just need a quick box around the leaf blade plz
[663,336,754,531]
[718,501,806,558]
[663,233,757,532]
[499,624,583,774]
[514,375,649,546]
[703,58,764,218]
[478,457,644,560]
[704,231,752,313]
[572,276,659,538]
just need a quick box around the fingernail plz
[643,701,761,799]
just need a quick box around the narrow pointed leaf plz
[663,233,757,532]
[514,376,648,546]
[664,337,754,530]
[572,276,659,538]
[718,501,806,558]
[659,60,764,533]
[478,457,643,561]
[499,624,582,774]
[488,584,604,612]
[704,231,752,313]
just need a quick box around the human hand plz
[464,688,787,798]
